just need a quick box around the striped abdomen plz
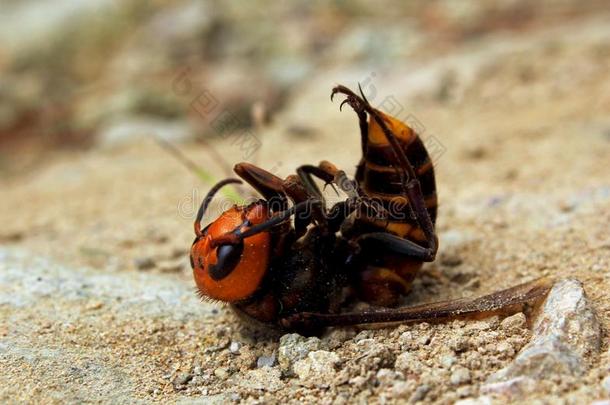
[354,111,437,246]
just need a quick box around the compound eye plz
[209,242,244,281]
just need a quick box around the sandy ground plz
[1,13,610,405]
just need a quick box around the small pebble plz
[257,353,276,368]
[409,384,430,402]
[495,342,515,357]
[591,263,604,272]
[390,381,412,399]
[418,333,432,345]
[278,333,321,374]
[500,313,527,332]
[399,332,418,351]
[214,367,229,379]
[441,354,457,369]
[190,376,205,386]
[395,352,420,373]
[449,335,469,352]
[349,375,369,388]
[354,330,375,342]
[229,341,241,355]
[293,350,340,385]
[451,366,471,385]
[375,368,396,385]
[173,372,193,386]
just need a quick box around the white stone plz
[293,350,340,386]
[488,279,602,386]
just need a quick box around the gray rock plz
[277,333,322,375]
[256,352,277,368]
[488,278,601,383]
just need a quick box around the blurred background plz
[1,1,610,403]
[1,0,608,170]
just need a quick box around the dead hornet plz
[189,85,552,334]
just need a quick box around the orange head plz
[190,182,272,302]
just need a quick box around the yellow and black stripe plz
[354,111,437,244]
